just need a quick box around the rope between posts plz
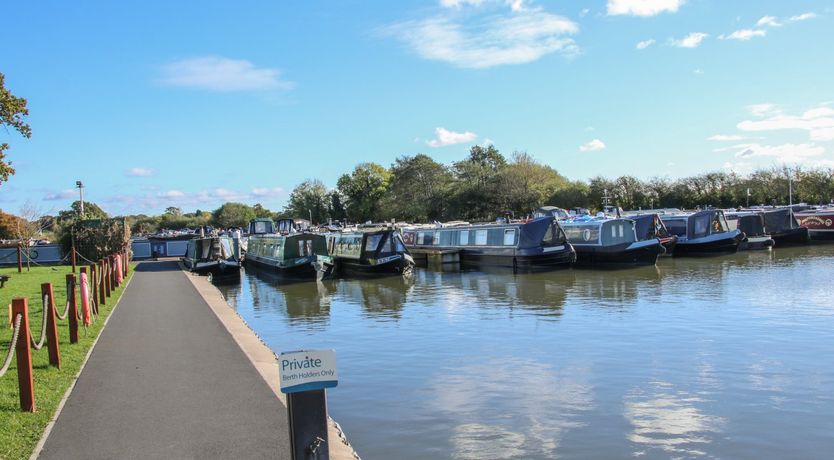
[30,294,49,350]
[0,314,23,377]
[75,251,98,265]
[56,279,73,321]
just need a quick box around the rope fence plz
[0,249,130,412]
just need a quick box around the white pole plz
[788,170,793,207]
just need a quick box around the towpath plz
[38,260,290,459]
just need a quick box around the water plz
[218,245,834,460]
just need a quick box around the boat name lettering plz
[801,216,833,227]
[377,255,401,264]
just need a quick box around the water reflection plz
[429,358,593,459]
[326,276,413,320]
[625,381,725,458]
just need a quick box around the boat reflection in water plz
[323,275,414,320]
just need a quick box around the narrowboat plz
[794,207,834,241]
[321,228,414,277]
[401,217,575,272]
[762,208,809,245]
[725,212,775,250]
[660,210,744,255]
[182,236,241,279]
[244,218,327,279]
[630,213,678,254]
[558,218,663,266]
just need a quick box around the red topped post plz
[12,298,36,412]
[41,283,61,368]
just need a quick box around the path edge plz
[181,266,360,460]
[29,272,135,460]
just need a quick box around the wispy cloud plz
[43,189,77,201]
[251,187,286,199]
[607,0,684,17]
[723,142,825,164]
[579,139,606,152]
[636,39,655,50]
[707,134,744,141]
[158,56,294,92]
[381,1,579,69]
[788,12,816,22]
[720,29,766,41]
[737,104,834,142]
[427,127,478,147]
[126,167,156,177]
[756,16,781,27]
[671,32,708,48]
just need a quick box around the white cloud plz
[708,134,744,141]
[607,0,684,17]
[788,12,816,22]
[43,189,77,201]
[251,187,286,198]
[720,29,767,41]
[381,4,579,69]
[636,39,655,50]
[579,139,606,152]
[427,127,478,147]
[671,32,708,48]
[126,167,155,177]
[756,16,781,27]
[579,8,590,18]
[737,104,834,142]
[158,190,186,200]
[725,142,825,163]
[158,56,294,92]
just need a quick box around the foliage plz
[336,163,391,222]
[62,219,130,262]
[384,154,453,222]
[497,152,569,216]
[56,201,109,227]
[211,202,255,228]
[284,179,331,223]
[0,72,31,184]
[0,209,24,239]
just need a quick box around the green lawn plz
[0,263,133,460]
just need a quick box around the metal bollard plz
[12,298,36,412]
[66,274,79,344]
[41,283,61,369]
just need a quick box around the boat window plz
[298,240,305,256]
[394,234,407,252]
[601,221,635,245]
[619,225,624,238]
[416,232,425,245]
[459,230,469,245]
[503,229,516,245]
[693,214,710,238]
[716,213,729,232]
[433,231,440,246]
[365,234,383,252]
[306,240,313,256]
[475,230,488,245]
[253,221,269,234]
[563,224,600,244]
[542,222,566,246]
[664,219,687,237]
[381,235,393,253]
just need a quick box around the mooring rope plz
[75,251,98,265]
[0,314,23,377]
[30,294,49,350]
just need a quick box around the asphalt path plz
[39,260,289,459]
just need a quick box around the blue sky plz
[2,0,833,215]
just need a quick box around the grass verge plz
[0,264,133,460]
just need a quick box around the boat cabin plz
[559,218,663,265]
[534,206,570,220]
[248,218,275,235]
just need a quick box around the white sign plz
[279,349,338,394]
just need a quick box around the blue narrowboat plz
[401,217,575,272]
[660,210,744,255]
[560,218,664,266]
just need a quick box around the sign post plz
[280,349,338,460]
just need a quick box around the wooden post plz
[17,242,22,273]
[90,263,98,315]
[41,283,61,369]
[99,260,106,305]
[66,274,79,344]
[123,251,129,277]
[71,247,77,273]
[104,258,111,298]
[113,254,120,288]
[12,298,36,412]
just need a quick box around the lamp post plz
[787,169,793,207]
[75,181,85,218]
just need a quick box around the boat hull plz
[460,248,575,272]
[673,232,743,256]
[327,254,414,278]
[770,227,810,245]
[739,235,775,250]
[795,211,834,240]
[243,255,319,279]
[572,241,662,267]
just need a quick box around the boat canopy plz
[328,230,409,260]
[561,219,637,246]
[661,210,730,239]
[630,214,670,241]
[762,208,800,233]
[248,218,275,235]
[534,206,569,220]
[736,213,767,237]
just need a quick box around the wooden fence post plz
[71,247,77,273]
[12,298,36,412]
[66,274,79,344]
[41,283,61,369]
[90,263,99,315]
[104,258,112,298]
[17,242,22,273]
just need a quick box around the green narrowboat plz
[320,227,414,277]
[244,218,328,279]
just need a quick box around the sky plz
[1,0,833,216]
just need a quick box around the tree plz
[0,209,24,239]
[57,200,109,226]
[212,202,255,228]
[451,145,508,220]
[15,201,50,270]
[164,206,183,217]
[385,154,453,222]
[336,163,391,222]
[252,203,273,219]
[0,72,31,184]
[497,152,569,216]
[284,180,331,224]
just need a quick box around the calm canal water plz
[218,244,834,460]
